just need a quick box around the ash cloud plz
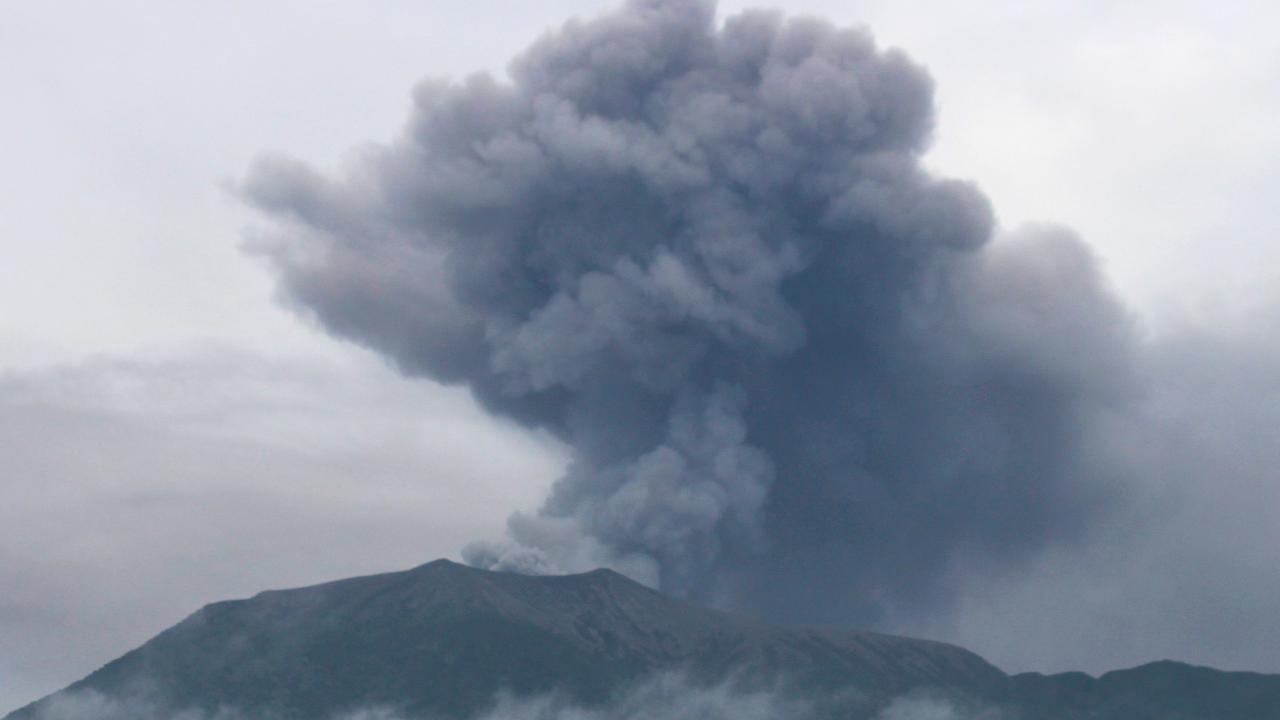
[243,0,1136,626]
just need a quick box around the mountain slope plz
[7,560,1280,719]
[6,560,1000,719]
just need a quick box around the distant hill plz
[8,560,1280,719]
[1011,661,1280,719]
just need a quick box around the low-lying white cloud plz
[21,675,1017,720]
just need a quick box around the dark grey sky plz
[3,0,1279,715]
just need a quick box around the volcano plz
[8,561,1279,719]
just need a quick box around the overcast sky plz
[3,1,1279,714]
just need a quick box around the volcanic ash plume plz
[244,0,1136,626]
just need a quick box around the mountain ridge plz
[8,560,1280,720]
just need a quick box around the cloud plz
[22,674,1027,720]
[0,349,563,714]
[31,674,1001,720]
[871,689,1013,720]
[241,0,1142,630]
[18,673,808,720]
[474,673,809,720]
[919,304,1280,674]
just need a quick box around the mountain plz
[1011,662,1280,719]
[7,560,1280,719]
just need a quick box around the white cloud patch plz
[15,672,1026,720]
[20,674,807,720]
[874,693,1008,720]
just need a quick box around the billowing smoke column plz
[244,0,1135,626]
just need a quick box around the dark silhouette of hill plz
[8,561,1279,719]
